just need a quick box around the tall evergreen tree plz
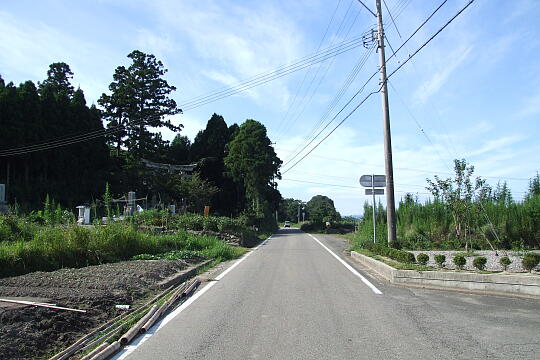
[99,50,182,158]
[224,119,282,215]
[38,62,75,98]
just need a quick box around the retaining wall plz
[351,251,540,298]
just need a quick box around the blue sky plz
[1,0,539,215]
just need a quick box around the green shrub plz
[434,254,446,268]
[416,253,429,265]
[500,256,512,271]
[0,215,38,242]
[171,214,247,234]
[473,256,487,271]
[453,254,466,269]
[364,243,415,263]
[522,253,540,272]
[300,222,323,232]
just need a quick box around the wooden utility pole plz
[375,0,397,246]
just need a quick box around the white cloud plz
[139,0,305,109]
[517,92,540,118]
[413,45,473,104]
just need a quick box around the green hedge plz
[364,243,416,263]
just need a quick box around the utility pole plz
[375,0,397,246]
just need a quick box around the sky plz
[1,0,539,215]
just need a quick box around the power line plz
[280,0,476,175]
[275,1,361,142]
[272,0,345,139]
[281,44,376,166]
[281,178,431,194]
[383,0,403,38]
[281,90,378,174]
[277,149,533,182]
[387,0,475,81]
[280,0,450,171]
[181,34,371,111]
[0,33,370,156]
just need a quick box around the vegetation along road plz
[114,229,540,360]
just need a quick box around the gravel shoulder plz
[0,258,204,360]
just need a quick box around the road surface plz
[115,229,540,360]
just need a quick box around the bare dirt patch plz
[0,258,203,360]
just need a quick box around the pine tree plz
[99,50,182,158]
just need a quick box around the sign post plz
[359,175,386,243]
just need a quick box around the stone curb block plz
[351,251,540,298]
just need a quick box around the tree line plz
[0,50,281,229]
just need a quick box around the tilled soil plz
[0,258,202,360]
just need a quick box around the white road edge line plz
[112,235,272,360]
[308,233,383,295]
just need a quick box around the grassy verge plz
[353,248,434,271]
[0,222,247,278]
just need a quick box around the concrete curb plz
[350,251,540,299]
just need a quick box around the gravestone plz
[125,191,136,216]
[76,206,90,225]
[0,184,7,214]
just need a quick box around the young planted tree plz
[426,159,491,251]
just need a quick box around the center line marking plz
[308,233,383,295]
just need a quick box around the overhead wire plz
[272,0,345,139]
[276,1,361,143]
[280,0,475,175]
[281,0,450,170]
[281,178,431,194]
[0,33,371,156]
[281,40,376,166]
[276,149,532,182]
[181,35,372,111]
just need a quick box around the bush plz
[434,254,446,268]
[171,214,248,235]
[453,254,466,269]
[365,243,416,263]
[300,222,323,232]
[500,256,512,271]
[522,253,540,272]
[473,256,487,271]
[416,253,429,265]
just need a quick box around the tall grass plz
[352,193,540,250]
[0,222,245,278]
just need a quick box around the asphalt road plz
[115,229,540,360]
